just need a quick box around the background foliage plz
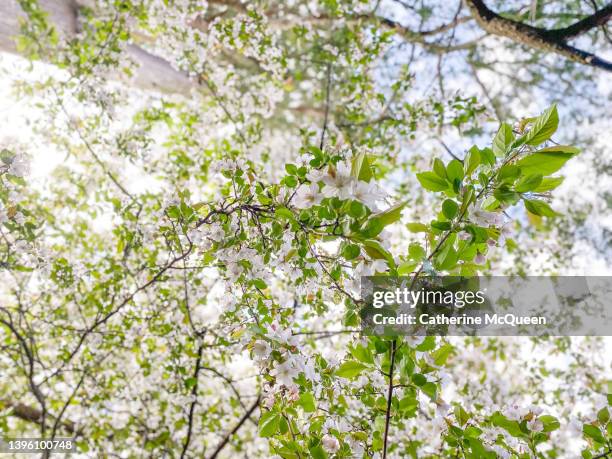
[0,0,611,458]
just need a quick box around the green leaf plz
[374,201,407,227]
[309,444,328,459]
[421,382,437,399]
[519,105,559,146]
[534,177,564,192]
[583,424,605,444]
[465,225,489,243]
[285,163,298,175]
[442,199,459,219]
[298,392,316,412]
[279,416,289,435]
[515,174,543,192]
[433,158,447,179]
[464,147,481,175]
[490,412,525,438]
[408,243,426,260]
[494,186,520,205]
[455,405,470,427]
[259,411,281,437]
[537,145,581,155]
[492,123,515,156]
[539,415,561,432]
[351,152,373,182]
[341,243,361,260]
[407,222,428,233]
[524,199,558,217]
[497,164,520,183]
[479,147,496,166]
[416,336,436,351]
[431,221,452,231]
[432,344,454,365]
[417,172,449,192]
[348,200,366,218]
[252,278,267,290]
[362,217,385,238]
[397,261,417,276]
[597,407,609,424]
[363,239,395,268]
[515,152,575,176]
[336,360,368,379]
[275,207,295,220]
[284,176,298,188]
[446,159,464,183]
[351,344,374,364]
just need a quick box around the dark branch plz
[465,0,612,71]
[547,3,612,41]
[207,395,261,459]
[1,399,76,434]
[381,339,397,459]
[180,344,204,459]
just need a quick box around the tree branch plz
[547,3,612,41]
[207,395,261,459]
[374,15,484,53]
[381,339,397,459]
[180,344,204,459]
[464,0,612,71]
[0,399,77,434]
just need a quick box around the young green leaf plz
[517,104,559,147]
[492,123,515,156]
[442,199,459,219]
[335,360,368,379]
[363,239,395,268]
[351,152,373,182]
[515,152,575,176]
[417,172,449,192]
[341,243,361,260]
[534,177,564,192]
[298,392,316,412]
[524,199,557,217]
[374,201,407,227]
[259,411,281,437]
[406,222,429,233]
[464,147,481,175]
[446,159,464,183]
[583,424,605,444]
[408,243,426,260]
[515,174,543,192]
[433,158,447,179]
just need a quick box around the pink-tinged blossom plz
[285,385,300,402]
[321,434,340,453]
[262,393,275,409]
[270,360,299,386]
